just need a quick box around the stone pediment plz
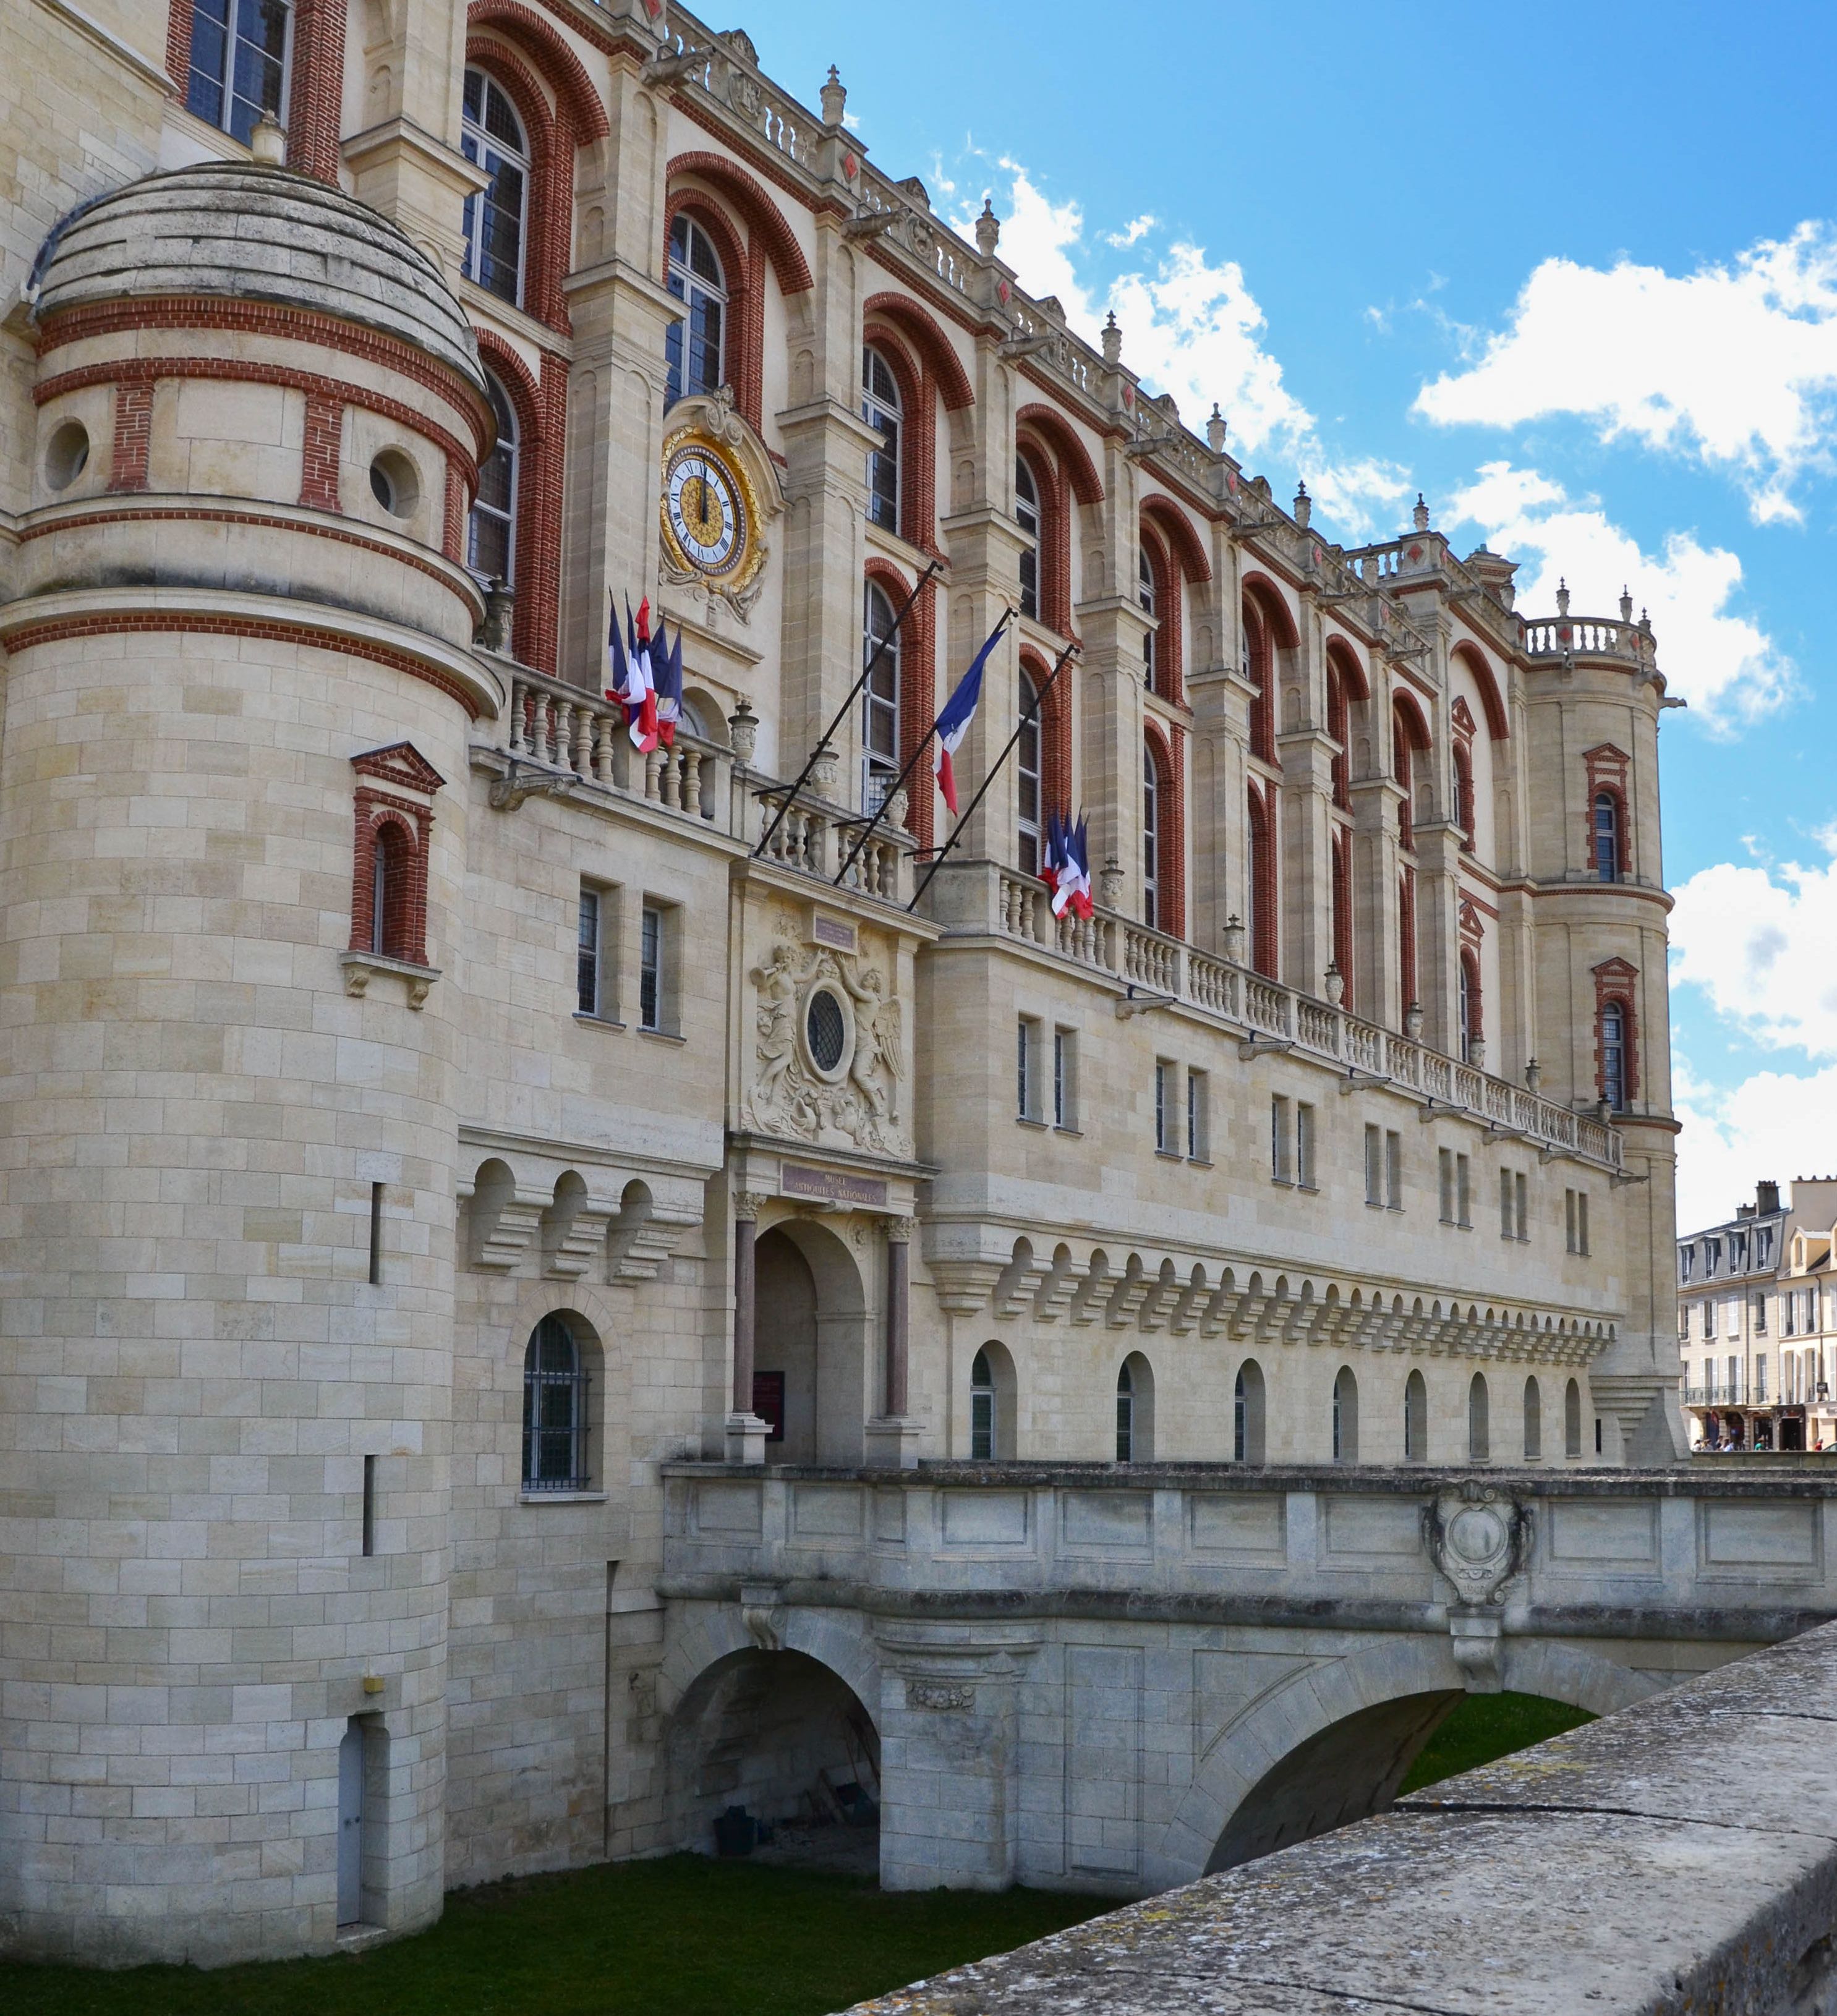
[352,741,446,797]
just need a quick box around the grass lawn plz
[0,1855,1120,2016]
[1398,1689,1596,1794]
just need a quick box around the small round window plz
[806,989,846,1074]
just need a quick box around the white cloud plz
[1415,224,1837,524]
[1671,840,1837,1060]
[970,164,1411,538]
[1674,1059,1837,1234]
[1447,461,1792,727]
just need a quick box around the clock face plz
[664,444,747,577]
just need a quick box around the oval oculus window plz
[805,988,846,1073]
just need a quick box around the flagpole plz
[751,557,942,861]
[908,639,1077,914]
[833,608,1013,888]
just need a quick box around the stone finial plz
[1208,404,1227,452]
[1639,607,1652,636]
[1324,962,1344,1006]
[1102,311,1122,367]
[1099,855,1124,911]
[1556,577,1571,616]
[1404,1000,1425,1040]
[250,114,286,166]
[820,65,846,125]
[1294,481,1311,530]
[1222,914,1246,964]
[727,697,759,767]
[1412,493,1431,534]
[1619,584,1634,621]
[1525,1057,1542,1092]
[975,198,1000,256]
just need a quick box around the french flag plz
[654,614,684,749]
[932,622,1004,815]
[1042,810,1094,919]
[617,597,659,752]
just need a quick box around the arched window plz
[1234,1359,1266,1465]
[1142,744,1161,930]
[1332,1366,1359,1463]
[1331,831,1352,1010]
[186,0,290,145]
[971,1346,997,1460]
[1594,791,1621,882]
[1139,549,1157,688]
[468,371,518,585]
[1404,1368,1428,1462]
[1468,1372,1490,1462]
[1015,456,1041,621]
[1326,657,1351,810]
[1459,951,1481,1064]
[370,822,411,961]
[1017,668,1042,876]
[863,346,901,533]
[1248,786,1276,978]
[861,581,901,811]
[1115,1359,1135,1462]
[1243,602,1276,765]
[522,1314,588,1491]
[1564,1377,1583,1460]
[1453,745,1475,846]
[460,70,529,307]
[1524,1376,1543,1461]
[1398,869,1418,1015]
[1600,1000,1627,1111]
[665,214,728,408]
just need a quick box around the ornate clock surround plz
[657,387,781,623]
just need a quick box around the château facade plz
[1,0,1682,1966]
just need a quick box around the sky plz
[744,1,1837,1233]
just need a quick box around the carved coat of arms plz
[744,940,908,1157]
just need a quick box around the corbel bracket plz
[1115,987,1177,1020]
[489,760,570,813]
[1418,1097,1460,1122]
[1237,1034,1294,1060]
[1339,1068,1391,1095]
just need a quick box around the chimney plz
[1757,1180,1781,1216]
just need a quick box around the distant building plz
[1678,1180,1837,1449]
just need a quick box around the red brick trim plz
[1140,519,1181,706]
[467,0,610,140]
[1399,866,1418,1010]
[1592,956,1640,1107]
[36,300,493,454]
[861,323,936,554]
[1015,435,1072,639]
[1325,645,1353,811]
[351,788,433,965]
[108,376,154,491]
[299,390,343,509]
[1019,643,1070,833]
[863,292,974,413]
[286,0,347,182]
[1584,742,1632,876]
[165,0,193,89]
[1141,491,1211,582]
[352,739,446,792]
[443,456,467,564]
[1014,402,1102,506]
[1451,640,1509,740]
[1331,827,1352,1011]
[1248,779,1276,978]
[38,359,481,494]
[466,37,571,333]
[1460,946,1485,1044]
[868,556,936,857]
[665,150,814,296]
[4,613,485,717]
[662,187,759,433]
[19,504,482,613]
[1142,719,1183,940]
[1243,597,1276,767]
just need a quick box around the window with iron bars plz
[522,1314,590,1492]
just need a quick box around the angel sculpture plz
[750,945,799,1113]
[842,965,903,1123]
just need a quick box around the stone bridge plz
[655,1461,1837,1895]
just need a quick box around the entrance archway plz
[664,1646,880,1867]
[752,1220,869,1465]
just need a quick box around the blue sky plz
[749,2,1837,1230]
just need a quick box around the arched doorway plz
[752,1220,869,1465]
[665,1646,880,1871]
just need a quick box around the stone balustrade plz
[840,1617,1837,2015]
[752,779,914,905]
[959,862,1622,1172]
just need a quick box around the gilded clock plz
[659,427,765,597]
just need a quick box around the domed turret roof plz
[31,161,486,396]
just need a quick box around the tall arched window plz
[1593,791,1621,882]
[1115,1360,1135,1462]
[1016,668,1042,877]
[1326,657,1351,810]
[971,1347,996,1460]
[1458,952,1481,1063]
[665,214,728,408]
[1234,1359,1266,1465]
[522,1314,588,1492]
[1142,744,1161,930]
[861,582,901,811]
[1331,831,1352,1010]
[1248,786,1276,978]
[1332,1366,1359,1463]
[1404,1368,1428,1462]
[1600,1000,1628,1111]
[370,822,410,961]
[1398,869,1418,1014]
[1139,549,1157,687]
[187,0,290,145]
[1468,1372,1490,1462]
[1243,603,1276,764]
[863,346,901,533]
[460,70,529,307]
[1453,745,1475,847]
[1523,1376,1543,1461]
[1015,456,1041,621]
[1564,1377,1583,1459]
[468,371,518,585]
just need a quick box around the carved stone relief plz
[744,940,908,1157]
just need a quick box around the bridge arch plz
[1153,1631,1664,1892]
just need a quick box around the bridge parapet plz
[842,1618,1837,2016]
